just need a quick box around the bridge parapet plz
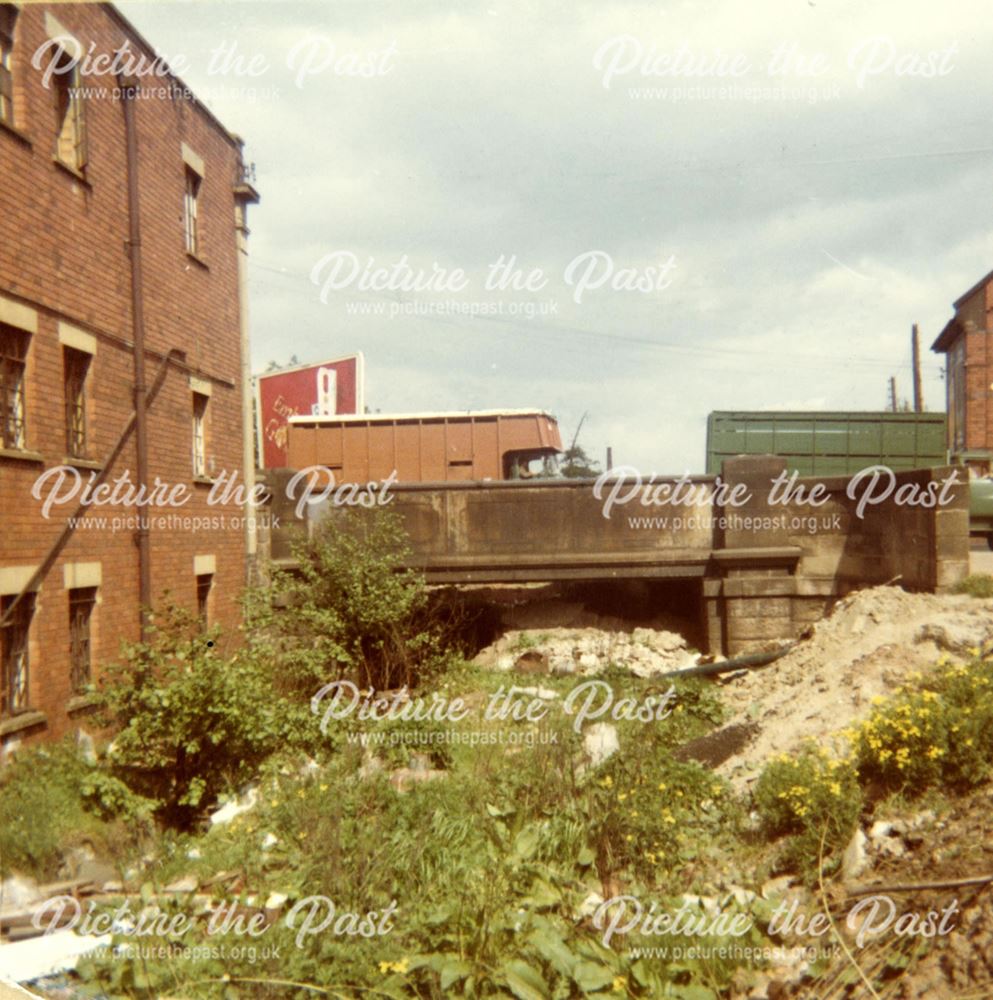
[262,456,970,656]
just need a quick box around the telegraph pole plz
[911,323,923,412]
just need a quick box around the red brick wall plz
[0,3,253,743]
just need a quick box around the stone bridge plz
[263,456,969,655]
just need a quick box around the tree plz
[559,444,601,479]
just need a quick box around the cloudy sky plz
[120,0,993,472]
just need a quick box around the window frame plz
[192,391,208,477]
[64,345,89,458]
[68,586,96,694]
[183,165,202,256]
[196,573,212,627]
[1,592,32,717]
[51,45,87,172]
[0,4,16,128]
[0,322,28,450]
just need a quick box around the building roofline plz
[289,409,558,425]
[101,3,243,151]
[952,266,993,309]
[931,316,961,353]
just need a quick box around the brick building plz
[0,3,259,745]
[932,269,993,469]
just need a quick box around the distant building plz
[932,269,993,470]
[0,3,258,745]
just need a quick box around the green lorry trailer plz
[705,411,993,547]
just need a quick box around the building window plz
[64,347,89,458]
[184,166,202,255]
[52,46,87,172]
[69,587,95,693]
[192,391,208,476]
[0,5,16,127]
[0,323,28,450]
[196,573,212,626]
[1,593,32,716]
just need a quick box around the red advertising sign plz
[255,353,364,468]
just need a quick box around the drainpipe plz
[119,75,151,640]
[232,143,260,582]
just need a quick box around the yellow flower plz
[600,775,613,788]
[612,975,627,993]
[319,783,329,792]
[657,782,667,792]
[297,830,308,840]
[829,782,841,796]
[625,834,634,842]
[617,792,628,802]
[394,958,409,974]
[378,961,392,974]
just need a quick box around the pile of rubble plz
[473,626,700,677]
[716,586,993,788]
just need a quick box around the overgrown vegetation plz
[96,605,279,828]
[246,508,457,699]
[951,573,993,598]
[754,745,862,878]
[753,652,993,882]
[9,512,993,997]
[0,741,152,879]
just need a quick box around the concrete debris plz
[0,929,110,984]
[0,879,42,917]
[841,828,869,881]
[583,723,619,768]
[209,785,259,827]
[474,627,700,678]
[388,766,446,793]
[74,861,117,888]
[510,685,558,701]
[163,875,198,894]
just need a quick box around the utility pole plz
[888,376,897,413]
[911,323,923,412]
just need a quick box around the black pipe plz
[659,641,797,681]
[119,75,151,642]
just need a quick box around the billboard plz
[255,353,365,468]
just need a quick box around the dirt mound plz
[717,587,993,790]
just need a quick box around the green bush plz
[96,605,278,828]
[753,744,862,877]
[0,741,152,879]
[849,659,993,794]
[245,508,455,705]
